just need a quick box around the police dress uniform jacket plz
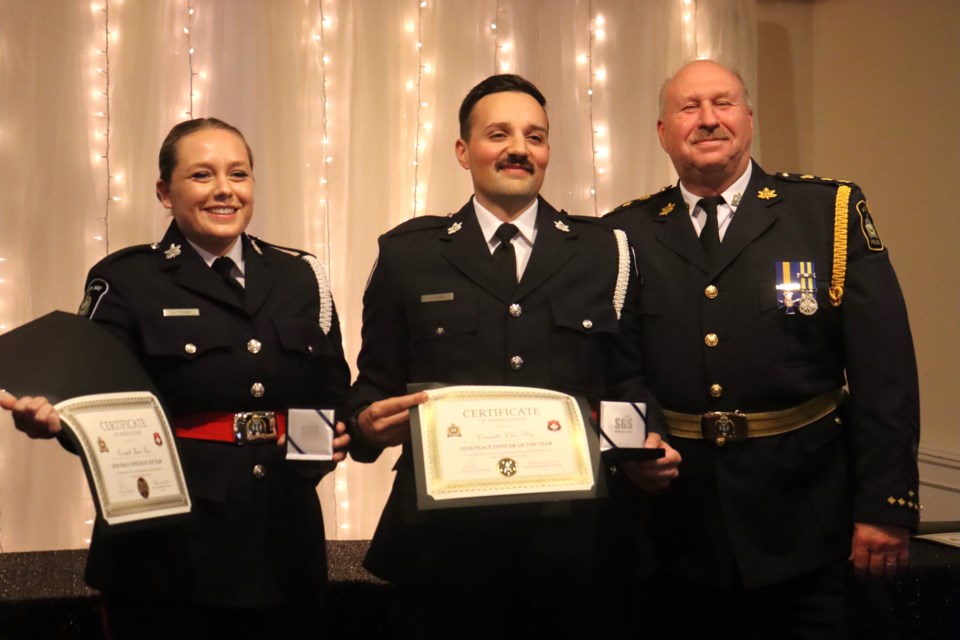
[604,162,920,589]
[345,198,663,595]
[77,221,351,607]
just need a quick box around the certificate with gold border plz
[55,391,191,527]
[409,385,600,509]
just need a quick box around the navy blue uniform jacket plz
[346,198,663,595]
[78,221,350,607]
[604,163,920,588]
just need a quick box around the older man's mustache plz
[691,128,730,143]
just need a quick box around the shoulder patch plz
[384,215,450,238]
[78,278,109,318]
[856,200,884,251]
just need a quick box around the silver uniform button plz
[582,319,593,329]
[250,382,265,398]
[510,355,524,370]
[247,339,262,354]
[509,304,522,318]
[184,343,197,355]
[252,464,266,480]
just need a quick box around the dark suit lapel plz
[710,163,781,277]
[514,200,577,300]
[158,223,246,311]
[653,189,713,273]
[439,201,515,304]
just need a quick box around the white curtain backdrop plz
[0,0,756,551]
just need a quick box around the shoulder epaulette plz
[606,184,676,214]
[774,172,857,188]
[95,243,156,265]
[383,215,451,238]
[247,235,314,259]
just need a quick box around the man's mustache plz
[497,155,534,173]
[691,127,730,143]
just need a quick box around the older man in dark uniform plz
[345,75,680,637]
[605,59,919,638]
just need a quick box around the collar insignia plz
[757,187,778,201]
[554,220,570,233]
[731,193,742,207]
[447,222,462,235]
[659,202,675,216]
[164,243,182,260]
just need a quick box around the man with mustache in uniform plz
[346,74,680,638]
[605,59,919,638]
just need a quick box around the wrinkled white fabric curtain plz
[0,0,755,550]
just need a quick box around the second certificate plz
[414,385,595,503]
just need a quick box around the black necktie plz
[493,223,520,286]
[698,196,724,263]
[212,256,244,300]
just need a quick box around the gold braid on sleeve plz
[829,185,851,307]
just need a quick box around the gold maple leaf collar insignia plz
[757,187,778,200]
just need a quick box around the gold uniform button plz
[509,304,522,318]
[582,319,593,329]
[307,345,314,354]
[704,285,719,299]
[509,355,524,370]
[184,343,197,355]
[435,327,445,337]
[247,339,262,354]
[250,382,265,398]
[252,464,267,480]
[704,333,719,347]
[709,384,723,398]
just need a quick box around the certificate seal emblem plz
[547,419,561,432]
[497,458,518,477]
[446,424,461,437]
[136,477,150,499]
[153,432,163,446]
[97,437,109,453]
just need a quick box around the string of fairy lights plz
[185,0,197,118]
[308,0,351,540]
[91,0,115,256]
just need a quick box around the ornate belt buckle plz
[701,411,748,447]
[233,412,278,445]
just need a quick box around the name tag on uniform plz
[163,308,200,317]
[421,292,454,303]
[599,401,647,451]
[286,409,336,460]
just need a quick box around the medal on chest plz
[776,261,818,316]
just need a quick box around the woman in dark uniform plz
[1,118,350,639]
